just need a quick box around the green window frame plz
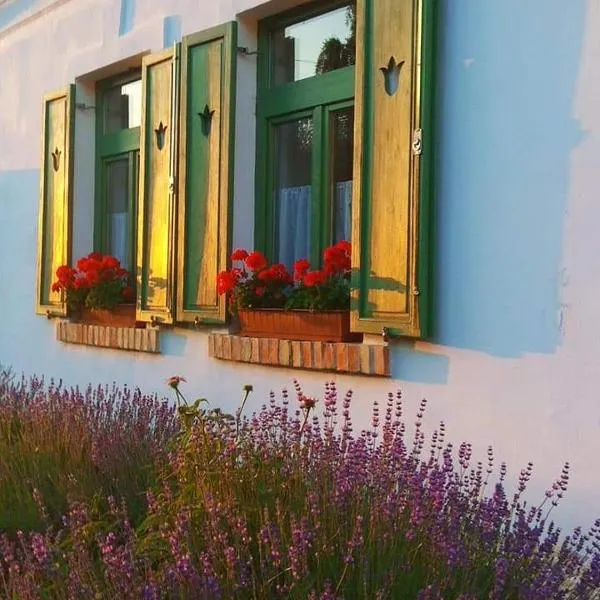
[94,71,141,275]
[255,0,356,267]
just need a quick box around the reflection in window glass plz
[105,158,130,269]
[104,79,142,133]
[331,107,354,244]
[271,3,356,85]
[274,118,313,269]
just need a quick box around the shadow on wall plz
[432,0,586,359]
[0,0,40,30]
[119,0,136,36]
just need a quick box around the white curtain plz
[277,181,353,269]
[334,180,352,243]
[109,212,129,270]
[278,185,311,269]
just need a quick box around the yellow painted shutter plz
[137,47,179,325]
[351,0,434,338]
[176,23,237,324]
[36,87,74,317]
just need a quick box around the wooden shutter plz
[137,47,179,324]
[36,87,75,317]
[351,0,435,338]
[176,23,237,324]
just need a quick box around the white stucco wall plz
[1,0,599,530]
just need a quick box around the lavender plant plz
[0,373,178,533]
[0,377,598,599]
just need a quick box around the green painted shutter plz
[176,23,237,324]
[137,47,179,325]
[36,87,75,317]
[351,0,435,338]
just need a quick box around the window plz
[95,73,142,274]
[37,2,436,340]
[256,2,356,270]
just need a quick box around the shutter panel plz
[36,87,74,317]
[137,47,179,324]
[351,0,435,338]
[176,23,237,324]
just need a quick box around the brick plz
[373,346,389,376]
[312,342,324,370]
[267,338,278,365]
[133,329,141,351]
[323,343,335,371]
[301,342,313,369]
[223,335,233,360]
[336,343,349,372]
[277,339,290,367]
[291,341,302,368]
[258,338,270,363]
[240,337,252,362]
[215,334,224,357]
[231,336,242,362]
[360,344,373,375]
[142,330,151,352]
[347,344,361,373]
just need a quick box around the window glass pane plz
[105,158,130,269]
[331,107,354,244]
[103,78,142,133]
[271,3,356,85]
[274,118,313,268]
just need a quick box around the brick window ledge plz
[208,334,389,377]
[56,321,160,354]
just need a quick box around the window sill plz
[56,321,160,354]
[208,334,389,377]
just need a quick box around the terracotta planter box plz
[238,309,362,343]
[77,304,142,328]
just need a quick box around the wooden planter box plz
[238,309,362,343]
[77,304,142,328]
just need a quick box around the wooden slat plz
[351,0,430,338]
[137,48,177,324]
[36,87,74,316]
[176,23,237,324]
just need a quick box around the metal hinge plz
[412,128,423,156]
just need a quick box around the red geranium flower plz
[270,263,292,282]
[293,258,311,281]
[245,251,268,272]
[73,277,89,290]
[303,270,327,287]
[323,245,351,275]
[85,270,100,286]
[335,240,351,255]
[231,249,249,262]
[258,268,274,282]
[217,270,239,295]
[101,255,120,270]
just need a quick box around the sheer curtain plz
[334,180,352,243]
[277,180,353,269]
[109,213,129,270]
[278,185,311,269]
